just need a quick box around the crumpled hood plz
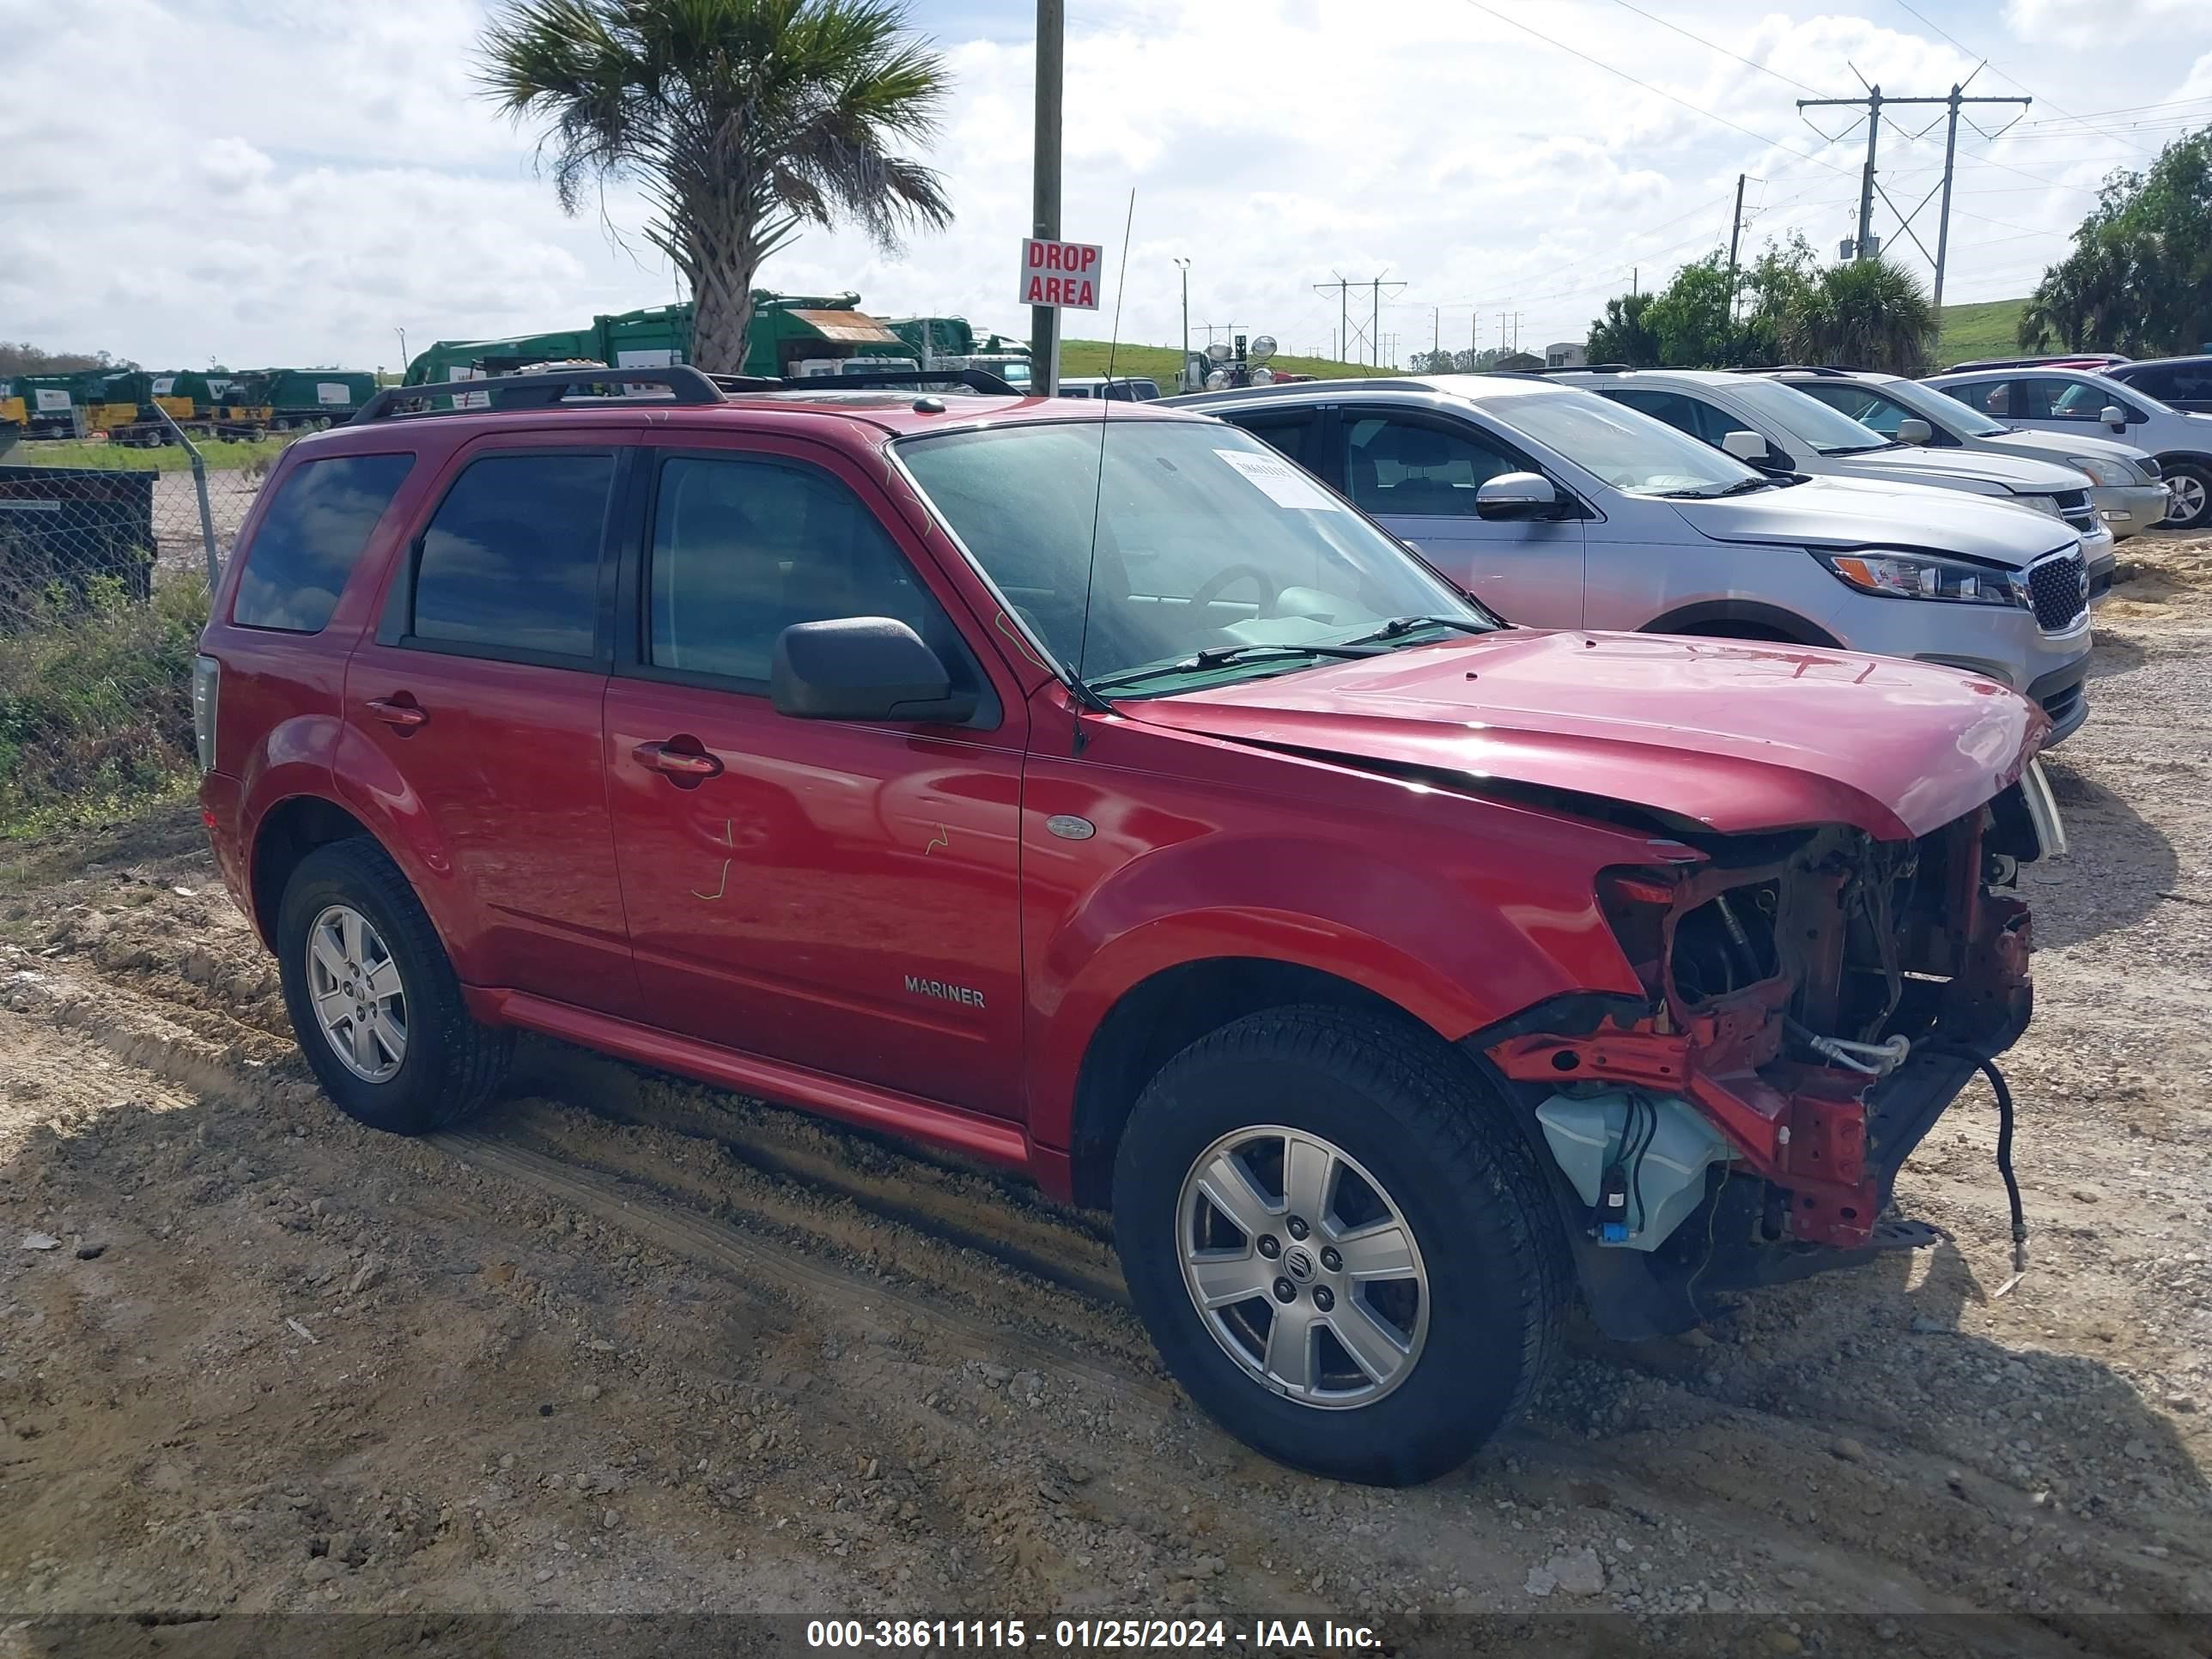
[1133,629,2045,842]
[1676,475,2078,569]
[1832,442,2090,494]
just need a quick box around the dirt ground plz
[2,538,2208,1658]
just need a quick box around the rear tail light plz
[191,654,221,773]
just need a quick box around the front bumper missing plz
[1486,836,2034,1256]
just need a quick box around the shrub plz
[0,573,209,835]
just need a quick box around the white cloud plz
[3,0,2209,372]
[2005,0,2200,51]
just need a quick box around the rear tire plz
[2159,461,2209,531]
[1112,1006,1566,1486]
[276,839,509,1134]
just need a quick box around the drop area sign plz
[1018,238,1103,310]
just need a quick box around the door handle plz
[632,741,723,779]
[365,698,428,731]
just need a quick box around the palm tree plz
[477,0,954,373]
[1781,258,1936,374]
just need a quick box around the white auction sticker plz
[1214,447,1344,511]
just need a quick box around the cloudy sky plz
[6,0,2210,373]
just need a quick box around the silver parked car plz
[1164,375,2095,742]
[1546,368,2119,589]
[1752,365,2170,558]
[1921,365,2212,532]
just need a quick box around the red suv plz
[196,368,2057,1485]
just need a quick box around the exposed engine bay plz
[1481,763,2059,1334]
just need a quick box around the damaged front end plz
[1476,764,2059,1340]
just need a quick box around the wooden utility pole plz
[1726,173,1747,313]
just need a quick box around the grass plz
[1936,298,2029,368]
[1061,339,1383,391]
[0,573,210,838]
[4,434,295,473]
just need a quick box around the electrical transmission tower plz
[1799,74,2030,309]
[1314,271,1406,366]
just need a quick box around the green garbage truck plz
[399,293,918,399]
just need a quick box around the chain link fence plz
[0,426,271,832]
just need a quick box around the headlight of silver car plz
[2014,494,2063,519]
[1813,550,2027,606]
[2063,455,2130,486]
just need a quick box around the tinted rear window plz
[410,453,616,659]
[232,453,415,631]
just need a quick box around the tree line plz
[2021,129,2211,357]
[1565,124,2208,379]
[1577,235,1938,374]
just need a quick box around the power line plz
[1398,190,1736,312]
[1603,0,1829,97]
[2013,95,2212,124]
[1887,0,2159,156]
[1449,0,1853,176]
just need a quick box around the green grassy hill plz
[1060,339,1380,390]
[1936,298,2030,368]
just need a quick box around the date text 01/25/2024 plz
[805,1618,1380,1650]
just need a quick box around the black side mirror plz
[769,617,977,724]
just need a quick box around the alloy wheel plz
[305,903,408,1083]
[2166,473,2208,528]
[1176,1125,1430,1408]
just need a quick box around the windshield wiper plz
[1656,476,1775,499]
[1339,615,1492,647]
[1084,641,1383,695]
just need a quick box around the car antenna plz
[1068,187,1138,752]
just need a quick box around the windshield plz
[896,420,1493,694]
[1881,377,2006,436]
[1474,386,1763,496]
[1726,377,1896,454]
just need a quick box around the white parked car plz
[1922,365,2212,532]
[1752,365,2169,569]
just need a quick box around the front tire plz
[2159,461,2209,531]
[1113,1006,1566,1486]
[276,839,510,1133]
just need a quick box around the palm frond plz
[477,0,953,369]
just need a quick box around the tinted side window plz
[2169,363,2212,402]
[232,453,414,632]
[1601,388,1729,447]
[1229,412,1316,469]
[647,455,973,690]
[1800,384,1910,436]
[1942,380,2010,417]
[1342,415,1513,517]
[2115,364,2174,398]
[411,453,615,658]
[2026,379,2112,421]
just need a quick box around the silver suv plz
[1753,365,2168,559]
[1547,368,2118,577]
[1164,375,2094,742]
[1921,365,2212,532]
